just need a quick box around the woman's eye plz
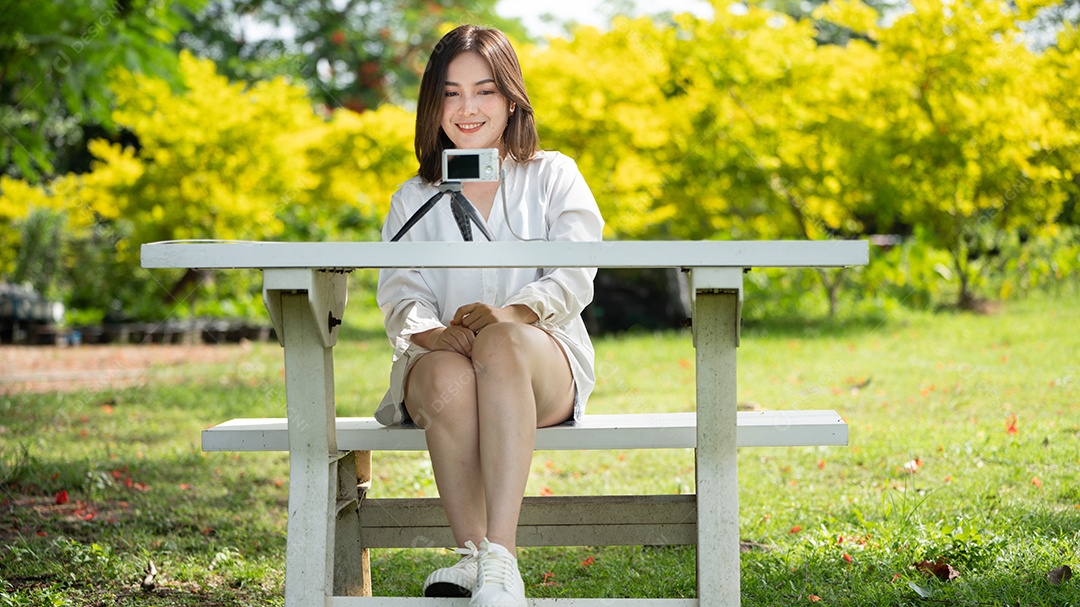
[444,91,458,97]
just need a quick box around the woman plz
[375,24,603,607]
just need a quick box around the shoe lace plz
[478,546,517,589]
[453,540,479,566]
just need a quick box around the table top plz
[141,240,868,270]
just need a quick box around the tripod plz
[390,181,495,242]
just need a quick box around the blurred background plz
[2,0,1078,343]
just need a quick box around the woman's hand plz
[412,325,475,356]
[452,302,538,334]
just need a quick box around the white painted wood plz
[201,411,848,452]
[694,291,741,607]
[279,293,339,606]
[141,240,868,270]
[329,598,697,606]
[363,495,695,528]
[359,495,697,548]
[690,268,743,346]
[263,269,349,348]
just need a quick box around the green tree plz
[0,53,416,321]
[825,0,1074,308]
[0,0,203,182]
[176,0,528,112]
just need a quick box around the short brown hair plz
[415,25,539,184]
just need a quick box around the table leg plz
[280,292,339,606]
[695,289,740,607]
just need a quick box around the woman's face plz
[441,51,510,153]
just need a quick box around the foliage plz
[528,0,1080,310]
[0,0,205,182]
[3,0,1080,320]
[175,0,527,112]
[0,53,415,321]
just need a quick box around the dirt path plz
[0,344,248,395]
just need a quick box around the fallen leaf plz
[1032,477,1043,488]
[902,458,922,474]
[808,595,821,602]
[914,559,960,582]
[842,553,853,563]
[539,487,554,497]
[55,490,69,505]
[579,555,595,566]
[1048,565,1073,586]
[790,525,802,534]
[1006,414,1018,434]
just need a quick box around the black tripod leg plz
[452,193,495,241]
[450,196,473,241]
[391,191,446,241]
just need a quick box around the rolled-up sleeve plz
[504,155,604,329]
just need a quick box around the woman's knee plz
[470,323,540,374]
[407,352,477,423]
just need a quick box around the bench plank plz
[360,495,697,549]
[202,411,847,452]
[329,599,696,606]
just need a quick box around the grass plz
[2,291,1080,605]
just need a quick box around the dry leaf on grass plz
[914,559,960,582]
[1048,565,1073,586]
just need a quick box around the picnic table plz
[141,239,868,606]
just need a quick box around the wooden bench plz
[203,410,847,550]
[141,240,867,607]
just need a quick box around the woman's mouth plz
[456,122,485,133]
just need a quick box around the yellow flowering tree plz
[0,52,415,321]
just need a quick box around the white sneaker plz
[424,540,480,597]
[470,539,526,607]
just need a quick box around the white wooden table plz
[141,240,868,606]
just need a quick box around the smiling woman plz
[374,24,604,607]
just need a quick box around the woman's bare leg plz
[469,323,574,553]
[405,351,487,548]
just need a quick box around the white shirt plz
[375,150,604,426]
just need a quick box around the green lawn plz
[2,292,1079,605]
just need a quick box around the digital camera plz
[442,148,500,183]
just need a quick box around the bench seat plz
[203,410,847,554]
[202,410,848,452]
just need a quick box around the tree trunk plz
[950,245,977,311]
[815,268,842,318]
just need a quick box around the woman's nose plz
[460,93,479,115]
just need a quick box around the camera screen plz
[446,154,480,180]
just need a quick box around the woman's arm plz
[504,154,604,328]
[376,185,446,354]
